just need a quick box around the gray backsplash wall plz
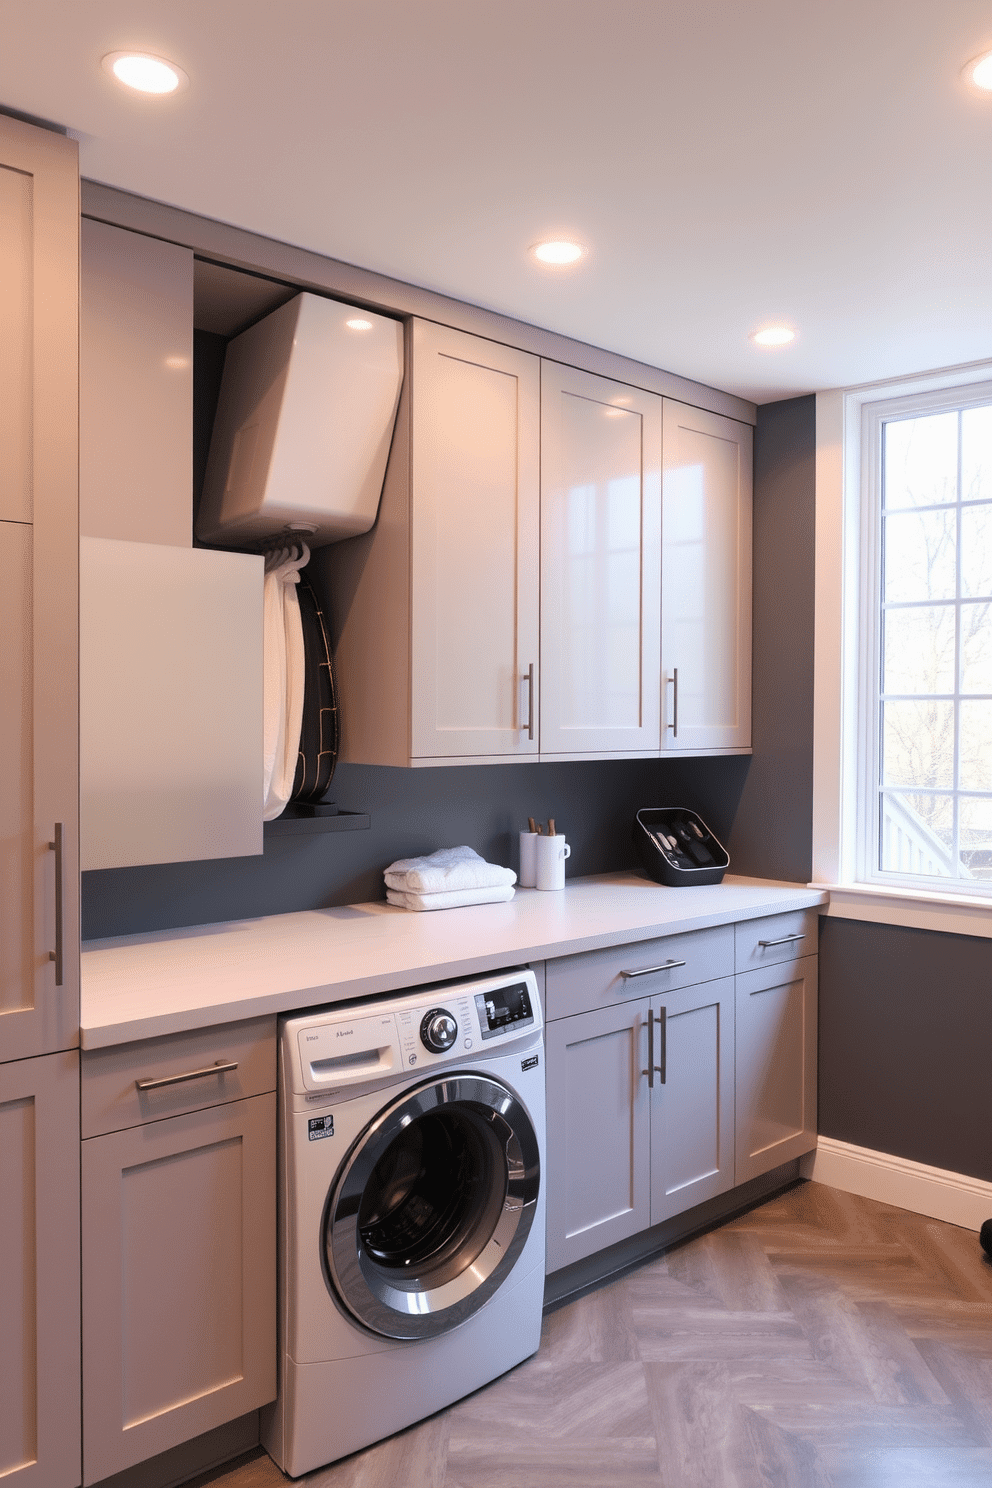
[81,754,750,939]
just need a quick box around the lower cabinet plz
[80,1025,277,1485]
[545,974,735,1272]
[0,1051,80,1488]
[735,955,818,1184]
[545,916,818,1276]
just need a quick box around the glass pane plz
[883,604,954,695]
[879,791,954,876]
[960,602,992,693]
[960,503,992,598]
[962,404,992,503]
[883,411,957,509]
[882,700,954,789]
[959,702,992,790]
[883,509,956,602]
[959,796,992,882]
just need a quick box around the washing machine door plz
[323,1072,540,1341]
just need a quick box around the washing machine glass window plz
[324,1072,540,1340]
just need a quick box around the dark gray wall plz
[819,916,992,1183]
[728,394,815,881]
[81,755,749,940]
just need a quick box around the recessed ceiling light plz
[530,240,587,266]
[345,318,374,331]
[102,51,188,95]
[750,325,796,348]
[963,49,992,91]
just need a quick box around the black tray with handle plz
[634,807,729,887]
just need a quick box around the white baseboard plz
[800,1137,992,1233]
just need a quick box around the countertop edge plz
[80,877,829,1050]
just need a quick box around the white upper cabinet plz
[661,400,752,753]
[80,220,193,546]
[410,321,540,761]
[540,363,662,757]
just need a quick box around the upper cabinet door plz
[540,363,662,757]
[0,117,79,1063]
[661,400,752,753]
[410,321,540,761]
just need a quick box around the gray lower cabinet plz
[735,954,818,1184]
[545,915,819,1276]
[545,1001,651,1271]
[545,972,735,1271]
[649,976,735,1226]
[0,1052,81,1488]
[80,1026,277,1485]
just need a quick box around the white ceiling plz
[4,0,992,403]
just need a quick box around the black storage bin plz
[634,807,729,887]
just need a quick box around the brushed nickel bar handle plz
[621,959,687,980]
[524,663,535,741]
[48,823,64,987]
[757,933,807,948]
[135,1060,239,1092]
[657,1004,667,1085]
[642,1007,655,1089]
[667,668,679,737]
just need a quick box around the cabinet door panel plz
[410,321,540,759]
[545,1002,650,1272]
[650,978,735,1225]
[0,115,78,1063]
[81,1094,276,1483]
[0,1051,80,1488]
[662,401,751,752]
[541,363,661,755]
[736,956,817,1183]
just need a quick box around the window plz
[813,365,992,930]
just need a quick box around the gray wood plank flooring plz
[192,1182,992,1487]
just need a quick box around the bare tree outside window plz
[879,404,992,882]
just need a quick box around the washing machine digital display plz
[474,981,534,1040]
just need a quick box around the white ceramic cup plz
[535,833,571,891]
[518,831,538,888]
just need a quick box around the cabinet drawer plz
[81,1016,276,1137]
[735,909,818,974]
[544,924,733,1022]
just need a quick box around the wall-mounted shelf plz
[263,807,370,839]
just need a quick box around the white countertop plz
[80,873,828,1049]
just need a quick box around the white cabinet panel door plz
[735,955,817,1183]
[540,363,662,756]
[410,321,540,760]
[650,977,735,1225]
[545,1001,651,1272]
[661,400,751,752]
[0,1052,81,1488]
[0,116,78,1063]
[81,1094,276,1483]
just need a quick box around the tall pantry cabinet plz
[0,115,82,1488]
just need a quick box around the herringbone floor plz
[200,1182,992,1487]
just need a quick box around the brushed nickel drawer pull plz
[135,1060,239,1092]
[48,823,64,987]
[757,933,806,948]
[621,959,687,980]
[524,662,535,741]
[657,1004,667,1085]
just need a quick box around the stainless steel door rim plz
[324,1072,540,1340]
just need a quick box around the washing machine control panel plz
[474,981,534,1041]
[419,1008,458,1052]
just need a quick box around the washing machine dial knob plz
[420,1008,458,1052]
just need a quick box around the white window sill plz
[814,881,992,939]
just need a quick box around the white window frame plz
[813,359,992,940]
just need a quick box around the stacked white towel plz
[384,846,516,912]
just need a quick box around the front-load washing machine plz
[262,968,546,1477]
